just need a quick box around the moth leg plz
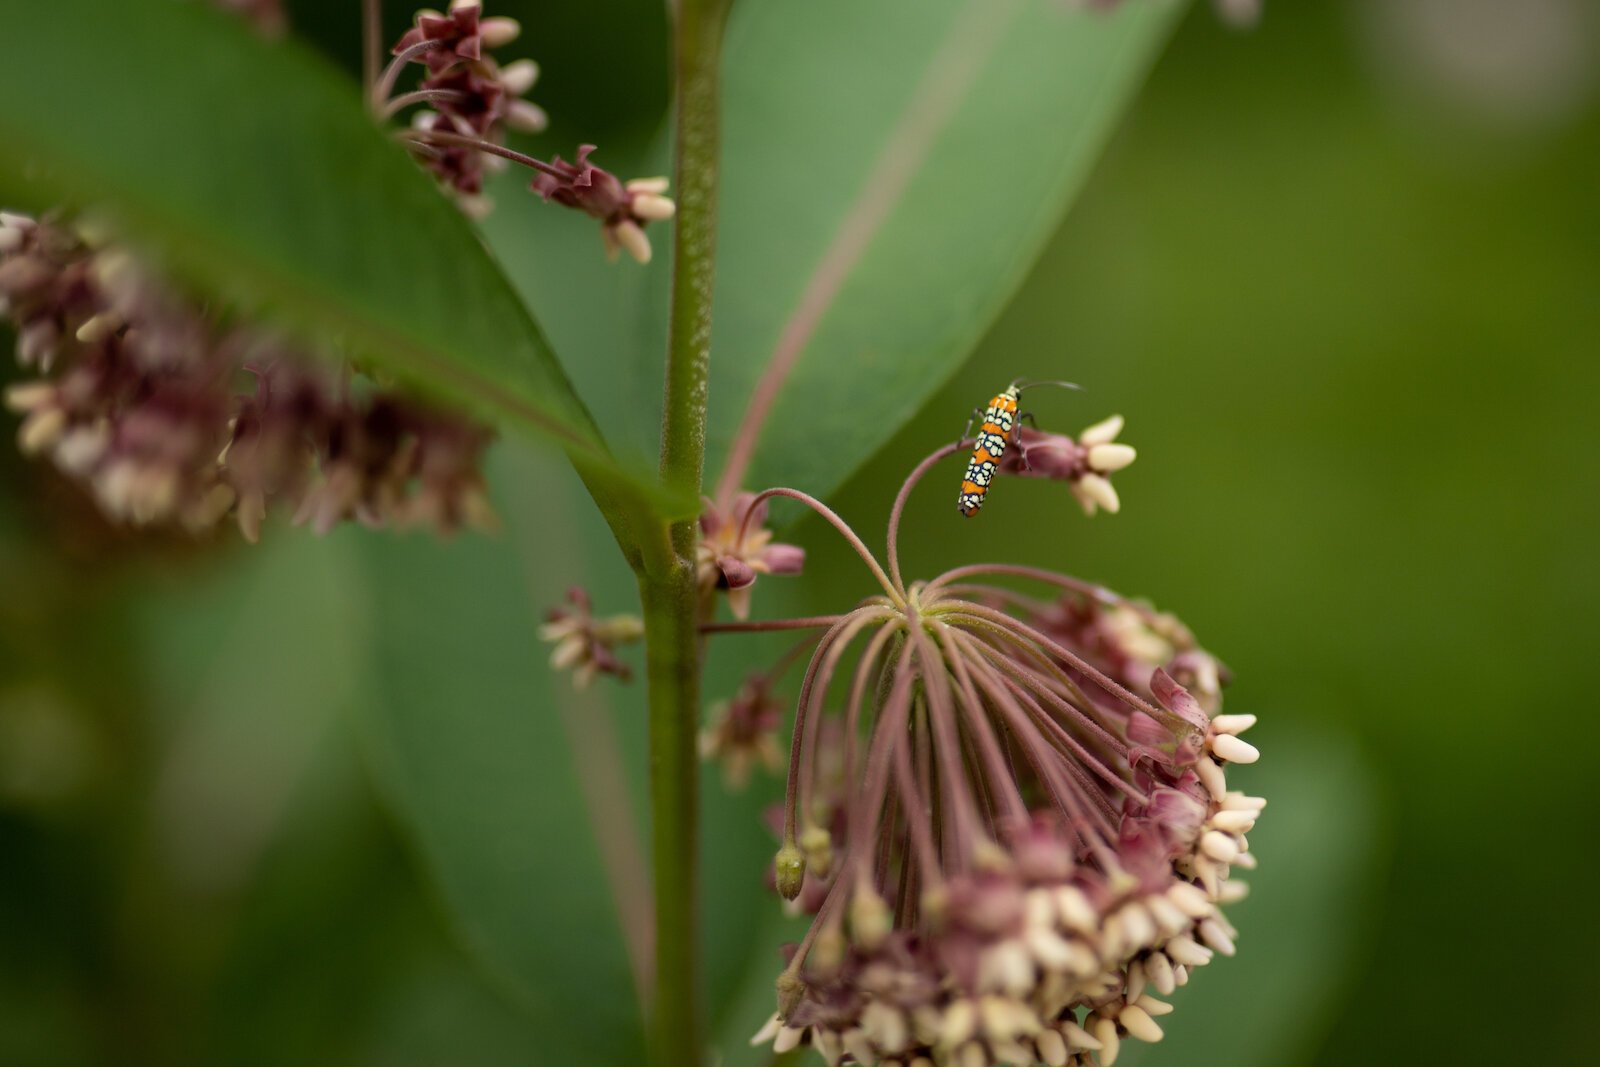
[956,408,983,448]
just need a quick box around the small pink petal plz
[762,544,806,575]
[1150,668,1208,732]
[718,556,756,590]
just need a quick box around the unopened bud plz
[811,926,847,976]
[774,843,805,900]
[775,972,805,1018]
[850,888,891,950]
[499,58,539,96]
[479,15,521,47]
[800,824,833,878]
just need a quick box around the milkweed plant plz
[0,1,1265,1065]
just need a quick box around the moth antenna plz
[1012,378,1083,394]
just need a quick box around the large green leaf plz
[711,0,1187,497]
[0,0,666,512]
[351,497,647,1065]
[492,0,1185,499]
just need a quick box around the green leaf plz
[492,0,1185,501]
[709,0,1187,498]
[0,0,672,518]
[351,453,650,1065]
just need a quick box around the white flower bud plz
[478,15,521,48]
[1087,441,1137,472]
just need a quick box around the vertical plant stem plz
[643,1,732,1065]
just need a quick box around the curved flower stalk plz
[708,432,1262,1067]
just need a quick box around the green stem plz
[643,1,732,1065]
[659,0,730,528]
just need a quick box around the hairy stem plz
[642,1,733,1065]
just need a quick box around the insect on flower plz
[957,379,1081,517]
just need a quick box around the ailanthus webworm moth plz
[957,380,1079,517]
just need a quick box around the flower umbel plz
[379,2,548,212]
[701,670,787,790]
[709,432,1261,1067]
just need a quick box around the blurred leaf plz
[350,463,649,1065]
[351,444,793,1063]
[0,0,672,517]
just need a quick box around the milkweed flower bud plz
[774,842,806,901]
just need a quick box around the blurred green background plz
[2,1,1596,1065]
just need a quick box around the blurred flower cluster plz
[0,212,494,541]
[539,587,644,690]
[214,0,287,36]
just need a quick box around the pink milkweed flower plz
[701,671,786,790]
[697,491,806,620]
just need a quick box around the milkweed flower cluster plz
[380,1,548,211]
[0,212,494,540]
[705,429,1262,1067]
[700,671,787,789]
[382,2,676,258]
